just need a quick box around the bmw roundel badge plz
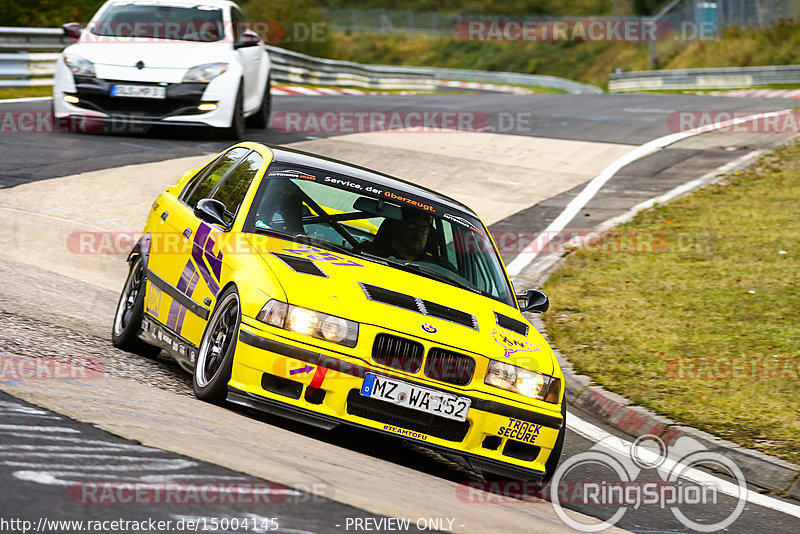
[421,324,437,334]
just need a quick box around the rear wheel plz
[111,256,160,357]
[246,75,271,129]
[193,287,241,404]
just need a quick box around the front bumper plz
[52,73,235,129]
[230,323,565,479]
[67,76,209,120]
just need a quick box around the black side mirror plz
[517,289,550,313]
[63,22,82,40]
[235,29,261,49]
[194,198,227,227]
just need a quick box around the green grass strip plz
[543,142,800,464]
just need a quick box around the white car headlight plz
[183,62,228,83]
[485,360,561,403]
[63,54,96,77]
[257,300,359,348]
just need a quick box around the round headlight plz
[320,315,347,343]
[288,307,316,335]
[516,370,545,398]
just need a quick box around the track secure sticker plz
[491,328,539,358]
[498,418,541,444]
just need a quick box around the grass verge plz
[541,142,800,464]
[0,86,53,100]
[330,21,800,89]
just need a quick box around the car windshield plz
[243,163,515,306]
[91,2,224,42]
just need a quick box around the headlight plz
[257,300,359,348]
[63,54,95,77]
[485,360,561,403]
[183,62,228,83]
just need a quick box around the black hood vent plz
[495,312,529,336]
[361,283,478,330]
[422,301,476,330]
[360,284,420,313]
[271,253,327,277]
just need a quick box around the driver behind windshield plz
[366,208,437,263]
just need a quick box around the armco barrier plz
[609,65,800,92]
[0,25,601,94]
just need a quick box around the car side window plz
[231,7,244,43]
[183,148,249,208]
[212,151,263,225]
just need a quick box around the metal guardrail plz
[0,27,71,52]
[609,65,800,92]
[413,66,602,94]
[0,26,600,94]
[263,45,435,91]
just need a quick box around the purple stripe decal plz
[166,260,196,330]
[174,270,200,335]
[192,223,221,296]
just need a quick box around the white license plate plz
[360,373,470,422]
[111,84,166,99]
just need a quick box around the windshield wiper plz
[357,254,482,294]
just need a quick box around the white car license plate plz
[360,373,470,422]
[110,84,166,99]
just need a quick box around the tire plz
[111,256,161,357]
[246,75,271,129]
[540,400,567,484]
[222,85,245,140]
[193,286,241,404]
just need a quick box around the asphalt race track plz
[1,90,799,534]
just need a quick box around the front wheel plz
[193,287,241,404]
[221,85,245,140]
[246,75,271,129]
[111,256,160,357]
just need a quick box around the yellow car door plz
[144,147,250,348]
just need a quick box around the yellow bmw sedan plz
[112,142,566,481]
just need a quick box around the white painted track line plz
[0,96,52,104]
[594,149,767,232]
[568,411,800,519]
[506,108,795,277]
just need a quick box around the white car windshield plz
[91,2,224,42]
[243,164,515,306]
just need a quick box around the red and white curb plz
[705,88,800,99]
[438,80,534,95]
[271,86,367,96]
[271,86,420,96]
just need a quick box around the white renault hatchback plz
[53,0,271,138]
